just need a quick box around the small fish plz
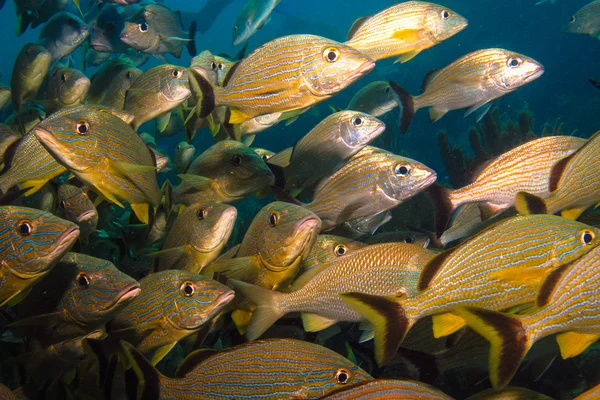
[173,140,274,206]
[232,0,280,46]
[120,4,197,58]
[43,67,90,113]
[345,1,468,63]
[189,34,374,125]
[301,234,367,273]
[122,338,372,399]
[174,141,195,174]
[563,0,600,38]
[232,242,433,340]
[155,107,185,138]
[319,379,453,399]
[89,3,136,54]
[83,47,111,69]
[57,184,98,242]
[87,58,136,104]
[123,64,190,130]
[32,105,161,224]
[107,270,234,365]
[153,202,237,273]
[0,124,20,165]
[0,206,79,306]
[190,50,235,86]
[340,215,600,366]
[11,252,139,344]
[38,12,89,63]
[391,49,544,133]
[10,43,51,113]
[99,66,142,110]
[334,81,398,117]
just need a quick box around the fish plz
[272,111,386,195]
[0,124,20,165]
[173,140,274,206]
[318,379,454,399]
[253,147,275,162]
[99,66,142,110]
[189,34,375,124]
[4,103,46,133]
[14,0,68,36]
[87,58,136,104]
[155,107,185,138]
[337,210,393,239]
[209,201,321,291]
[333,81,398,117]
[122,338,372,399]
[516,130,600,221]
[107,270,235,365]
[32,105,161,224]
[457,243,600,388]
[38,12,89,63]
[0,206,79,307]
[340,215,600,366]
[366,230,431,248]
[431,136,586,224]
[153,202,237,274]
[10,252,139,344]
[0,84,11,110]
[439,203,487,247]
[563,0,600,38]
[89,3,137,54]
[345,1,468,63]
[120,4,197,58]
[57,184,98,242]
[10,43,51,114]
[190,50,235,86]
[391,49,544,133]
[174,141,195,174]
[465,387,554,400]
[232,0,280,46]
[232,242,433,340]
[574,384,600,400]
[42,67,90,113]
[123,64,190,130]
[83,47,111,69]
[301,234,367,273]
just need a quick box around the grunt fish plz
[563,0,600,38]
[38,12,89,63]
[301,234,367,273]
[11,43,51,114]
[43,67,90,113]
[57,184,99,242]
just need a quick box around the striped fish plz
[44,67,90,113]
[318,379,453,399]
[301,234,367,273]
[57,184,98,242]
[124,64,190,130]
[345,1,467,63]
[99,66,142,110]
[153,202,237,273]
[33,105,161,224]
[190,50,234,87]
[433,136,586,222]
[340,215,600,366]
[516,130,600,221]
[189,34,375,124]
[11,43,51,113]
[107,270,234,365]
[231,242,434,341]
[302,146,436,230]
[391,49,544,133]
[122,338,372,399]
[563,0,600,38]
[0,206,79,307]
[457,243,600,388]
[11,252,139,345]
[274,111,385,195]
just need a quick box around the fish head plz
[382,155,437,202]
[120,17,155,52]
[337,111,386,148]
[423,5,468,43]
[190,50,219,85]
[232,12,254,47]
[50,67,91,106]
[55,13,89,48]
[215,56,234,86]
[16,43,51,80]
[0,206,79,276]
[57,184,96,225]
[183,202,237,255]
[301,39,375,96]
[157,65,191,102]
[490,50,544,92]
[563,3,600,35]
[174,141,196,172]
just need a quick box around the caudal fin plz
[188,68,216,119]
[229,279,287,341]
[427,183,458,237]
[389,80,415,134]
[456,307,532,389]
[515,192,547,215]
[340,292,412,366]
[187,21,197,56]
[120,341,162,400]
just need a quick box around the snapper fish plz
[563,0,600,38]
[232,0,280,46]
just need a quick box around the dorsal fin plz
[175,348,219,377]
[549,154,573,193]
[421,69,442,94]
[536,261,573,308]
[222,61,241,87]
[347,16,371,40]
[418,246,458,291]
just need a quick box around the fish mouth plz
[33,127,85,172]
[170,290,235,331]
[105,282,141,311]
[46,226,80,264]
[345,59,376,83]
[267,216,320,271]
[77,210,96,223]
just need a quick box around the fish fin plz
[329,104,343,113]
[339,292,411,366]
[560,207,586,221]
[426,183,457,237]
[359,325,374,343]
[515,192,547,215]
[149,342,176,366]
[154,54,168,63]
[279,108,307,123]
[231,309,253,335]
[284,116,299,126]
[130,203,150,225]
[227,108,254,125]
[83,338,117,390]
[7,311,64,330]
[456,306,531,389]
[229,279,286,341]
[395,49,421,64]
[346,16,371,40]
[270,185,304,206]
[156,113,171,133]
[589,79,600,92]
[187,20,197,57]
[489,266,552,286]
[421,69,442,93]
[289,263,330,291]
[536,261,574,308]
[72,0,83,17]
[177,174,212,191]
[465,101,493,121]
[206,256,261,282]
[207,113,220,136]
[242,135,256,146]
[389,80,414,134]
[120,341,162,400]
[529,352,557,381]
[20,178,51,196]
[391,28,422,42]
[429,107,448,123]
[431,312,466,338]
[146,246,186,258]
[188,68,216,119]
[175,349,218,378]
[419,246,459,290]
[4,286,33,307]
[555,332,600,359]
[111,161,156,175]
[548,153,572,193]
[478,202,506,221]
[301,313,337,332]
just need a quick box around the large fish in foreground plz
[563,0,600,38]
[391,48,544,133]
[345,1,468,62]
[341,215,600,366]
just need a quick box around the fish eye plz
[580,230,595,245]
[176,145,181,151]
[233,26,238,33]
[232,155,243,166]
[76,121,90,135]
[395,164,411,177]
[126,71,133,79]
[172,70,181,78]
[218,63,224,70]
[323,47,340,63]
[138,22,149,32]
[197,207,207,220]
[77,273,90,288]
[335,368,351,384]
[351,116,363,127]
[334,244,348,256]
[210,61,217,70]
[570,15,576,23]
[507,57,522,68]
[384,86,390,93]
[17,221,32,236]
[181,281,196,297]
[269,212,279,227]
[441,10,450,20]
[261,154,272,162]
[404,236,414,244]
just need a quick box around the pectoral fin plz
[130,203,150,225]
[556,332,600,359]
[560,207,586,221]
[150,342,177,366]
[431,312,466,338]
[301,313,337,332]
[429,107,448,123]
[395,49,422,64]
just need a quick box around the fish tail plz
[427,183,457,237]
[389,80,415,134]
[589,79,600,92]
[120,341,162,400]
[188,68,216,119]
[339,292,412,367]
[515,191,547,215]
[187,20,197,57]
[456,307,533,389]
[229,279,287,341]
